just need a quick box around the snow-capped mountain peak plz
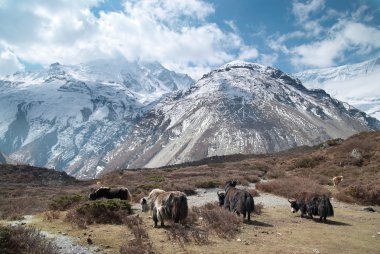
[0,59,194,178]
[294,57,380,120]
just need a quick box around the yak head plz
[224,179,238,189]
[88,192,96,200]
[140,197,149,212]
[288,199,299,213]
[217,191,225,206]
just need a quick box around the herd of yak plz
[88,180,334,227]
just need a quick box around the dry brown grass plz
[193,203,242,239]
[120,215,153,254]
[0,225,58,254]
[256,176,330,199]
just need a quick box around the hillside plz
[0,131,379,253]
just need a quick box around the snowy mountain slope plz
[0,59,194,178]
[294,57,380,120]
[102,61,380,172]
[0,150,17,165]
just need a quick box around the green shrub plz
[145,174,165,182]
[49,194,82,211]
[66,199,132,226]
[195,180,219,189]
[208,163,225,168]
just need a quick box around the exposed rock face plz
[102,61,380,172]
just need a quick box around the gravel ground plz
[187,183,289,208]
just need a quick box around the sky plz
[0,0,379,79]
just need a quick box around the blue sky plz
[0,0,379,78]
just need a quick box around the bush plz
[43,210,60,221]
[344,181,380,205]
[194,203,241,238]
[145,174,165,182]
[254,202,264,215]
[195,180,219,189]
[291,156,325,169]
[120,215,153,254]
[49,194,82,211]
[66,199,132,226]
[256,177,330,198]
[0,225,58,254]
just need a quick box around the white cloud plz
[292,0,325,23]
[291,21,380,68]
[0,0,257,79]
[0,43,24,75]
[259,53,278,67]
[237,46,259,61]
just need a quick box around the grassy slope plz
[1,131,380,253]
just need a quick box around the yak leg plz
[247,212,251,221]
[153,208,160,228]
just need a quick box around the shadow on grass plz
[312,218,352,226]
[244,220,273,227]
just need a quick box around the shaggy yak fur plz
[332,175,343,186]
[288,192,334,223]
[140,189,188,227]
[88,187,132,201]
[218,180,255,221]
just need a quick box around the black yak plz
[288,192,334,223]
[140,189,188,227]
[88,187,132,201]
[218,180,255,221]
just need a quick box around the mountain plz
[0,59,194,178]
[294,57,380,120]
[101,61,380,173]
[0,150,16,165]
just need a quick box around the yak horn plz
[288,198,295,203]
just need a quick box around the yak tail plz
[245,194,255,221]
[246,195,255,212]
[326,197,334,217]
[172,195,188,223]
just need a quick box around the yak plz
[288,192,334,223]
[88,187,132,201]
[332,175,343,187]
[217,180,255,221]
[140,189,188,227]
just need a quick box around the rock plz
[350,149,363,160]
[236,238,242,242]
[313,248,320,254]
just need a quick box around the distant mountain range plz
[294,57,380,120]
[0,59,194,178]
[0,59,379,178]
